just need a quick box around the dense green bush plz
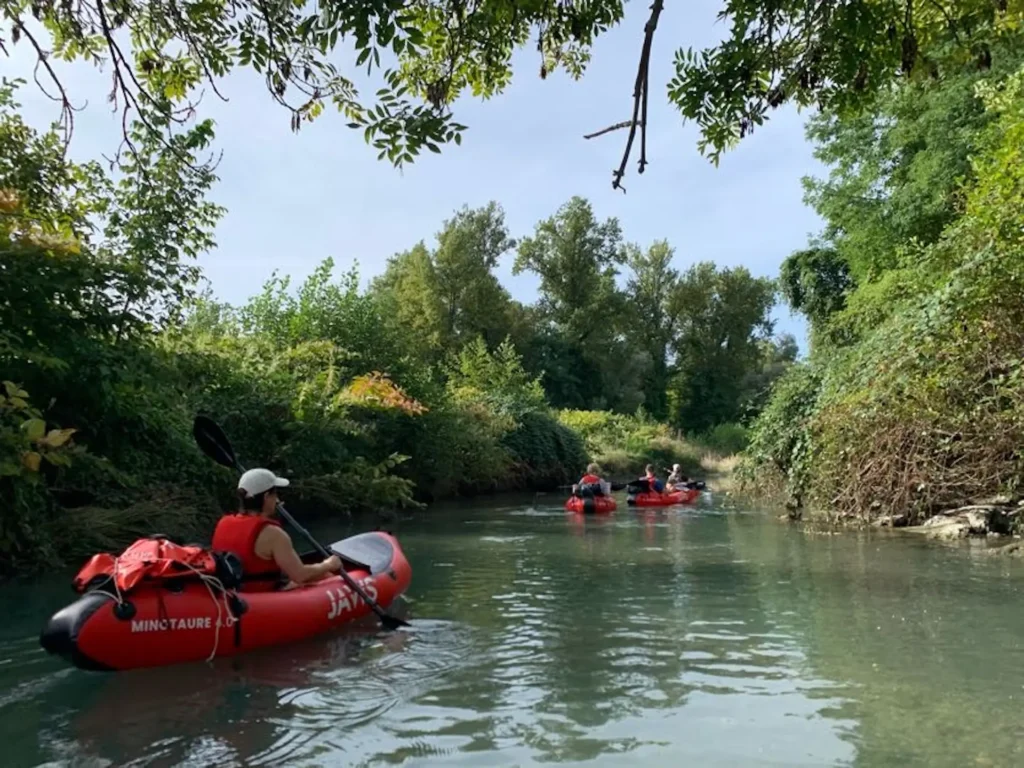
[738,364,821,505]
[743,55,1024,524]
[0,384,78,569]
[179,281,586,503]
[502,411,587,489]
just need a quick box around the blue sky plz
[9,1,824,351]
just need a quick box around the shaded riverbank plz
[4,492,1024,766]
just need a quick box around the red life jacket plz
[73,538,218,594]
[211,514,282,580]
[581,474,601,484]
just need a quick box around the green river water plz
[2,491,1024,767]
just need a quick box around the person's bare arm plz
[258,526,340,585]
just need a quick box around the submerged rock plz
[921,515,972,540]
[872,513,909,528]
[986,539,1024,557]
[918,505,1012,539]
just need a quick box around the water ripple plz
[8,498,1024,766]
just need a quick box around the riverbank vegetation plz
[0,80,791,573]
[5,1,1021,572]
[740,35,1024,533]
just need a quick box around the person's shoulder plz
[258,523,290,543]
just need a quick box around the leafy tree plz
[372,242,447,352]
[515,196,625,342]
[514,196,646,410]
[744,34,1024,522]
[624,239,680,419]
[1,0,622,172]
[0,79,221,338]
[667,0,1015,162]
[372,202,517,358]
[7,0,1010,190]
[774,333,799,363]
[0,79,221,441]
[800,39,1024,282]
[778,247,854,340]
[737,333,800,419]
[514,321,600,411]
[668,262,777,433]
[230,257,432,399]
[447,337,547,422]
[429,202,517,349]
[0,80,235,569]
[778,39,1024,351]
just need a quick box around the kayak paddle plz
[192,415,410,630]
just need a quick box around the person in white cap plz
[666,463,688,491]
[211,468,341,590]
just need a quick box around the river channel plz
[2,491,1023,766]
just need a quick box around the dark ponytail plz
[237,488,266,513]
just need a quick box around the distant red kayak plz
[40,531,411,672]
[564,495,617,514]
[627,488,701,506]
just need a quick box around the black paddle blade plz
[381,614,411,630]
[193,415,238,469]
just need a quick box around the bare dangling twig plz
[583,120,640,140]
[8,17,81,149]
[585,0,663,193]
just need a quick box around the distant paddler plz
[572,463,612,498]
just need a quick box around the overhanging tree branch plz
[7,16,79,147]
[585,0,663,193]
[92,0,216,173]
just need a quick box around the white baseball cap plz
[238,468,289,498]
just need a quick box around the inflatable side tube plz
[39,592,115,672]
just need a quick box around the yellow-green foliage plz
[556,409,706,478]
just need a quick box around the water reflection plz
[347,496,858,766]
[726,516,1024,768]
[3,493,1024,766]
[46,616,474,767]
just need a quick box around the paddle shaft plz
[272,499,406,628]
[219,453,404,625]
[190,416,405,625]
